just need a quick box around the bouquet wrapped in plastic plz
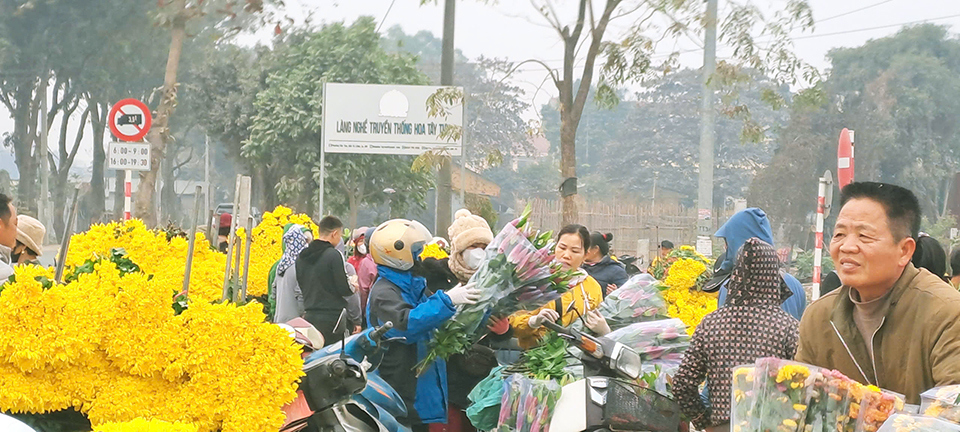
[604,318,689,367]
[418,206,579,374]
[877,414,960,432]
[803,368,858,432]
[497,374,561,432]
[597,273,669,330]
[730,357,905,432]
[920,385,960,424]
[857,388,905,432]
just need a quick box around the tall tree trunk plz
[89,102,108,224]
[136,0,187,226]
[348,191,359,230]
[12,84,39,214]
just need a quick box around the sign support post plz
[124,170,132,220]
[812,171,834,300]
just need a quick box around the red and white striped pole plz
[813,176,827,300]
[124,169,132,220]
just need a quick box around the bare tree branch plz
[572,0,622,122]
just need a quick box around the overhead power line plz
[818,0,899,24]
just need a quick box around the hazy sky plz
[3,0,960,170]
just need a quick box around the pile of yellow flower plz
[655,245,718,335]
[94,418,199,432]
[65,219,226,303]
[237,206,319,297]
[0,262,304,431]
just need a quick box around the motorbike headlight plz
[613,345,642,380]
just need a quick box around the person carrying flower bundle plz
[674,237,800,432]
[584,231,628,297]
[796,182,960,405]
[706,207,806,320]
[272,224,311,323]
[366,219,481,430]
[509,224,609,349]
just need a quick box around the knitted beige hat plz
[447,209,493,256]
[16,215,45,256]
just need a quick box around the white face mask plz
[464,248,486,270]
[357,243,367,255]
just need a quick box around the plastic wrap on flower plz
[752,358,817,432]
[856,387,905,432]
[598,273,669,329]
[730,364,760,432]
[496,374,560,432]
[802,368,857,432]
[876,413,960,432]
[920,385,960,424]
[604,318,688,367]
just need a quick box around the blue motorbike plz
[280,311,411,432]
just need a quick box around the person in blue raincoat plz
[704,207,806,320]
[365,219,480,430]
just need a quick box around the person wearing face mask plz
[508,224,609,349]
[347,227,369,271]
[424,209,498,432]
[268,223,314,321]
[297,216,353,344]
[357,227,378,325]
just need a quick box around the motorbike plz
[280,311,410,432]
[618,255,644,276]
[544,314,681,432]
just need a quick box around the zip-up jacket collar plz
[828,263,920,386]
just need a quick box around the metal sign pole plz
[221,175,242,301]
[123,169,132,220]
[318,81,327,219]
[813,177,827,300]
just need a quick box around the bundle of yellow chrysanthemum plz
[236,206,319,297]
[93,418,199,432]
[655,245,717,335]
[419,243,449,260]
[0,263,303,432]
[64,219,226,303]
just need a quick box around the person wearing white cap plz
[13,215,45,266]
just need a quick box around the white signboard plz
[322,83,463,156]
[108,142,151,171]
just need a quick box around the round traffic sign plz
[837,128,854,189]
[109,98,152,142]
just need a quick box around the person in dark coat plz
[296,215,353,344]
[584,232,628,297]
[674,238,799,432]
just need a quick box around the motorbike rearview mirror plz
[333,309,349,358]
[564,299,589,328]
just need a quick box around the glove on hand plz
[446,282,481,306]
[528,308,560,329]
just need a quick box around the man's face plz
[0,203,17,249]
[830,198,915,296]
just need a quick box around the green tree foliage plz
[751,24,960,245]
[244,18,434,227]
[382,26,531,170]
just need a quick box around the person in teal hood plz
[267,223,313,321]
[705,208,806,320]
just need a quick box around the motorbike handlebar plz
[541,320,570,335]
[370,321,394,341]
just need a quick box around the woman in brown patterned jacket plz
[673,237,799,432]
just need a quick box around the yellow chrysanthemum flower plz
[94,418,199,432]
[419,243,449,260]
[237,206,319,297]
